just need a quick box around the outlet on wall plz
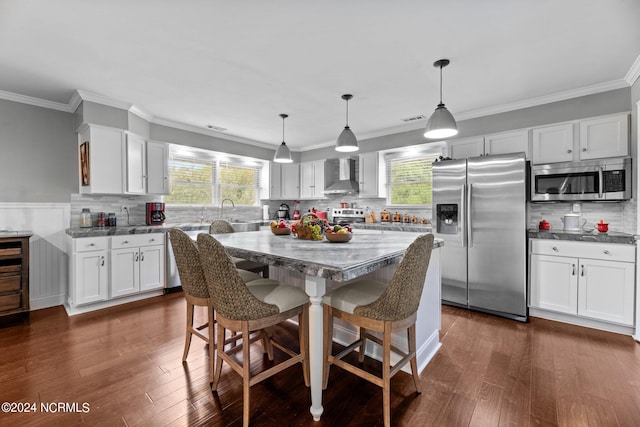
[572,202,581,213]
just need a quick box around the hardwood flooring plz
[1,293,639,426]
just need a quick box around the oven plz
[331,208,365,225]
[531,158,631,202]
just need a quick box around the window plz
[386,153,438,206]
[165,146,263,206]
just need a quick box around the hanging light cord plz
[345,98,349,127]
[282,116,285,142]
[438,64,444,106]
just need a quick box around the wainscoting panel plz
[0,203,70,310]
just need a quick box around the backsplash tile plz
[528,200,636,234]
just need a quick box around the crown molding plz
[0,89,71,112]
[151,117,278,151]
[74,89,133,111]
[129,105,154,122]
[624,54,640,86]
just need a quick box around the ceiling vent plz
[207,124,227,132]
[402,115,426,122]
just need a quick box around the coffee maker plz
[146,202,166,225]
[277,203,290,220]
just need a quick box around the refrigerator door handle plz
[460,184,467,247]
[598,166,604,199]
[467,183,473,248]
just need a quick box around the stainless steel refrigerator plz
[432,152,528,321]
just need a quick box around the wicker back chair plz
[197,233,309,427]
[209,219,270,278]
[322,233,435,427]
[169,229,213,364]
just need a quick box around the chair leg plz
[242,322,251,427]
[212,325,225,391]
[358,327,367,363]
[383,323,392,427]
[262,328,274,361]
[322,304,332,390]
[208,308,215,384]
[300,305,310,387]
[261,265,269,278]
[182,302,194,362]
[408,323,421,394]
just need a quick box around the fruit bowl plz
[325,232,352,243]
[271,227,291,235]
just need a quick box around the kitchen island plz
[211,229,443,422]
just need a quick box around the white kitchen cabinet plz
[358,152,386,198]
[146,140,170,195]
[78,124,125,194]
[532,123,574,164]
[126,132,147,194]
[579,113,629,160]
[110,234,165,298]
[447,137,485,159]
[529,239,635,326]
[484,130,529,158]
[71,237,109,306]
[300,160,326,199]
[270,163,300,200]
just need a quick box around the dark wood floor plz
[1,293,639,426]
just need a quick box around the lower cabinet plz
[70,234,165,309]
[530,239,635,326]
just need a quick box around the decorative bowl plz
[325,232,352,243]
[271,227,291,235]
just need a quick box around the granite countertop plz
[0,230,33,238]
[351,222,433,233]
[528,228,636,245]
[212,229,443,282]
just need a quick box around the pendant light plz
[424,59,458,139]
[273,113,293,163]
[335,94,358,152]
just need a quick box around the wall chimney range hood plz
[324,158,360,194]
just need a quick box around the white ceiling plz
[1,0,639,151]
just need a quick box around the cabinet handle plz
[572,264,576,276]
[141,252,144,261]
[603,250,610,255]
[100,256,105,266]
[89,243,95,247]
[123,240,129,244]
[582,148,587,152]
[567,149,572,153]
[150,238,155,242]
[581,264,585,276]
[135,253,139,262]
[552,246,558,252]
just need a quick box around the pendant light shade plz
[335,94,358,152]
[424,59,458,139]
[273,113,293,163]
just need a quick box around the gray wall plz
[0,99,76,202]
[300,88,632,162]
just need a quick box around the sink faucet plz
[199,205,206,224]
[221,198,235,220]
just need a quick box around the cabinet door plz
[448,138,485,159]
[312,161,325,198]
[110,248,140,298]
[75,250,108,305]
[139,244,165,292]
[359,152,380,198]
[578,259,635,325]
[579,114,629,160]
[300,162,315,199]
[269,163,282,199]
[79,125,125,194]
[126,133,147,194]
[530,254,578,314]
[146,141,169,194]
[280,164,300,199]
[484,130,529,158]
[532,123,574,164]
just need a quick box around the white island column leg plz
[305,275,326,421]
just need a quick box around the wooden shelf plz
[0,235,30,324]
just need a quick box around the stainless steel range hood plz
[324,158,360,194]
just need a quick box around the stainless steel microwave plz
[531,158,631,202]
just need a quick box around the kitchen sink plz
[230,222,260,232]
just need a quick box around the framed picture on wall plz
[80,141,90,186]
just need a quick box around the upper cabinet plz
[125,133,146,194]
[358,152,386,198]
[448,131,528,160]
[300,160,326,199]
[532,123,574,164]
[78,124,125,194]
[270,163,300,200]
[579,113,629,160]
[146,141,170,195]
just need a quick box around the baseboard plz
[30,294,66,311]
[530,308,635,336]
[64,290,164,316]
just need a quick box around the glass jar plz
[97,212,106,227]
[107,213,116,227]
[80,208,92,228]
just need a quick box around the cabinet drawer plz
[0,274,21,293]
[74,237,109,253]
[0,293,21,312]
[531,239,635,262]
[0,247,21,257]
[111,234,164,250]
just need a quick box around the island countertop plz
[211,229,442,282]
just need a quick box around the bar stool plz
[322,233,434,427]
[210,219,270,278]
